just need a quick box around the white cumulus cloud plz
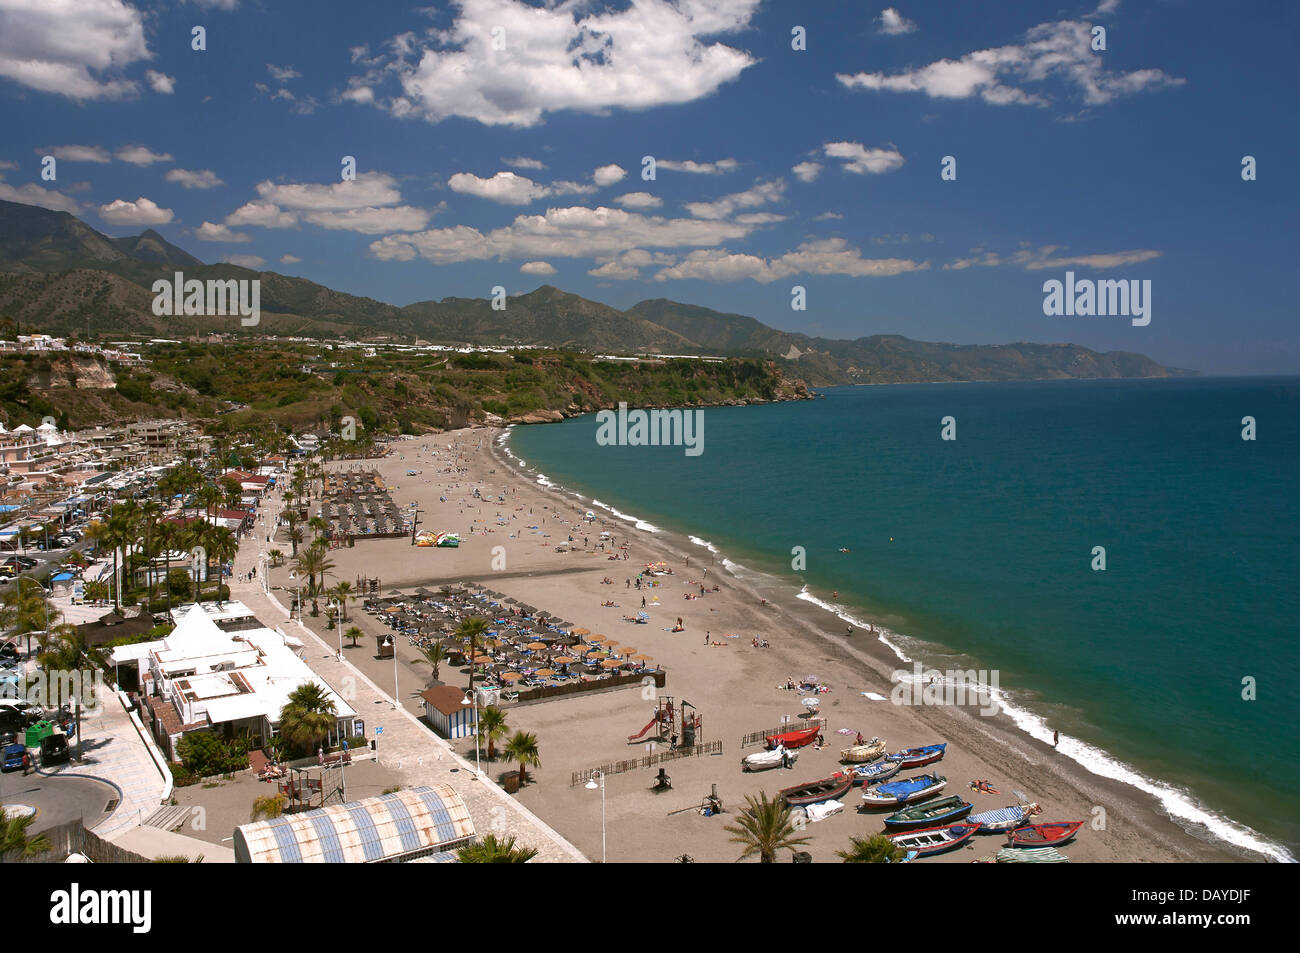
[166,168,224,190]
[791,161,822,183]
[195,221,251,242]
[145,70,175,94]
[98,196,173,225]
[876,8,917,36]
[824,142,904,175]
[354,0,761,127]
[115,145,173,166]
[593,164,627,187]
[614,192,662,209]
[839,16,1182,109]
[449,171,552,205]
[0,0,149,100]
[520,261,557,276]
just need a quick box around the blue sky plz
[0,0,1296,374]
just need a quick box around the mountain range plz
[0,199,1191,385]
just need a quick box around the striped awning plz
[233,785,474,863]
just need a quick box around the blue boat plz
[861,773,947,807]
[885,743,947,769]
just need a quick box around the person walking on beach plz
[1053,730,1059,749]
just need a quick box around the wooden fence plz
[740,717,826,748]
[571,739,724,786]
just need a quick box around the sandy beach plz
[265,426,1250,863]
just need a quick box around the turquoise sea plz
[507,377,1300,861]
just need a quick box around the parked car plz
[1,742,25,771]
[39,732,69,765]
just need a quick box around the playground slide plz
[627,719,659,742]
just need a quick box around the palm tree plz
[138,500,162,598]
[455,834,538,863]
[837,833,906,863]
[477,705,509,761]
[344,626,363,649]
[418,642,446,681]
[197,483,223,523]
[457,616,490,695]
[0,579,55,656]
[267,548,284,568]
[332,581,353,622]
[723,791,812,863]
[0,813,52,858]
[287,526,304,559]
[278,682,337,755]
[503,730,540,784]
[207,525,239,592]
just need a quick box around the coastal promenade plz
[228,494,586,863]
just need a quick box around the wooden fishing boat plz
[840,760,901,786]
[1007,821,1083,848]
[968,802,1040,833]
[887,822,979,857]
[883,795,973,831]
[765,725,821,750]
[885,743,947,768]
[742,745,798,772]
[779,774,853,807]
[861,773,947,807]
[840,737,887,763]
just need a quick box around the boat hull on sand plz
[742,745,797,772]
[862,774,947,807]
[780,775,853,807]
[887,822,979,857]
[1007,821,1083,848]
[883,795,973,831]
[968,803,1039,833]
[766,726,821,750]
[838,760,901,786]
[840,738,887,763]
[885,743,947,769]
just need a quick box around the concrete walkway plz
[227,493,586,863]
[57,690,169,837]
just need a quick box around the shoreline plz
[285,426,1270,862]
[491,425,1284,863]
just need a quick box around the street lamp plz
[584,771,606,863]
[460,690,480,775]
[332,599,344,661]
[383,636,399,710]
[287,572,301,622]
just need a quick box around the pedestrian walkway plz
[226,490,586,863]
[59,690,169,837]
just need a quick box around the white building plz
[114,603,357,758]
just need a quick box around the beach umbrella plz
[534,668,555,678]
[633,653,653,661]
[586,634,606,643]
[585,648,605,658]
[600,658,623,669]
[572,627,590,636]
[526,642,547,650]
[620,647,637,655]
[500,671,523,682]
[472,653,493,663]
[553,656,576,665]
[801,697,821,710]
